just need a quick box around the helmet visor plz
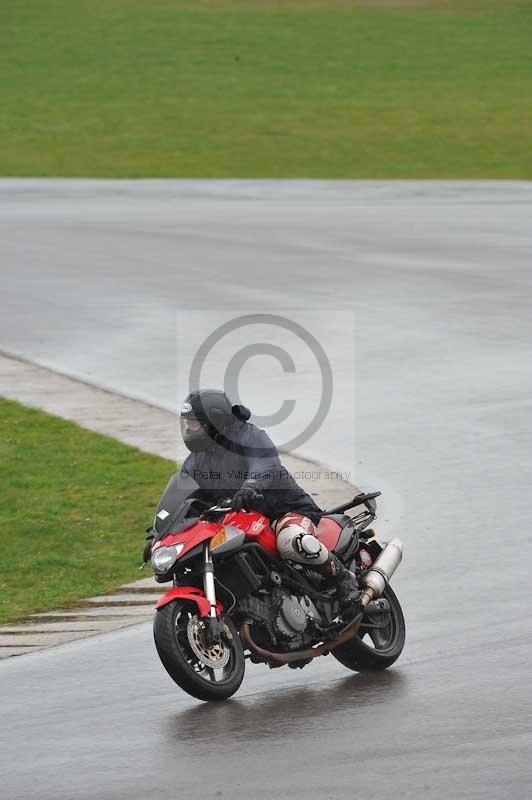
[179,414,211,452]
[183,417,202,432]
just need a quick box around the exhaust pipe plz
[360,537,403,607]
[241,612,364,666]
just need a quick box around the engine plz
[275,594,321,640]
[238,589,322,648]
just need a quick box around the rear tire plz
[154,601,245,701]
[332,584,405,672]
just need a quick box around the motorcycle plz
[146,473,405,702]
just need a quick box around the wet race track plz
[1,181,531,799]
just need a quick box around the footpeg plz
[364,598,390,615]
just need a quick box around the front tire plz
[154,601,245,701]
[332,584,405,672]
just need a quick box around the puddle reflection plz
[168,669,407,749]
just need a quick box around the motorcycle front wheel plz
[332,584,405,672]
[153,601,245,701]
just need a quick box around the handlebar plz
[324,491,381,516]
[202,493,264,515]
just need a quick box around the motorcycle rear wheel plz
[154,601,245,701]
[332,584,405,671]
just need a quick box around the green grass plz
[0,0,531,177]
[0,397,175,624]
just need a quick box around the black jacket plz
[181,419,322,524]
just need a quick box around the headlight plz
[151,543,184,574]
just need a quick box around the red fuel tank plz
[223,510,279,556]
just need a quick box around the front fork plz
[203,543,224,644]
[203,543,218,619]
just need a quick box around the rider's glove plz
[230,482,263,512]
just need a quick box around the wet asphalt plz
[1,181,531,799]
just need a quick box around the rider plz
[179,388,359,609]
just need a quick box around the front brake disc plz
[187,617,230,669]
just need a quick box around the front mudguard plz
[155,585,224,618]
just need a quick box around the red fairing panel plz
[316,517,342,551]
[153,520,221,558]
[154,510,278,570]
[156,586,224,617]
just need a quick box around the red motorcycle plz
[147,474,405,701]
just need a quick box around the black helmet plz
[180,389,235,453]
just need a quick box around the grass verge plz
[0,0,531,177]
[0,397,174,624]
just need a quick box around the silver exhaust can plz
[360,537,403,604]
